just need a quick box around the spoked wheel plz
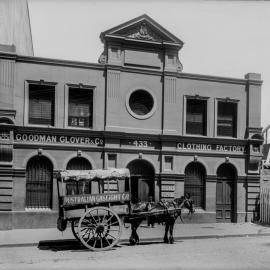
[78,206,122,251]
[71,219,80,241]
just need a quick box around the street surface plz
[1,236,270,270]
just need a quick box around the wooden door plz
[216,179,233,222]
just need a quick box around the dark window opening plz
[68,88,93,128]
[26,156,53,208]
[217,102,237,137]
[129,90,154,116]
[29,84,55,126]
[184,162,206,209]
[186,99,207,135]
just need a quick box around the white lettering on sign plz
[162,185,175,191]
[177,142,245,153]
[0,131,10,140]
[161,192,175,198]
[15,133,103,146]
[63,192,130,206]
[133,140,148,147]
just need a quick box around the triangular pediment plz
[100,14,183,47]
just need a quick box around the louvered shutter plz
[29,85,55,126]
[217,102,237,137]
[186,99,207,135]
[68,88,93,128]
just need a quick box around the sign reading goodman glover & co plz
[14,133,104,146]
[177,142,246,153]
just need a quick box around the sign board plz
[63,192,130,206]
[177,142,246,153]
[15,133,103,146]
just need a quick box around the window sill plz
[25,208,52,212]
[25,124,55,128]
[215,136,238,139]
[64,126,94,131]
[184,134,208,138]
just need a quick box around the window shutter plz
[186,99,206,135]
[217,102,237,137]
[29,85,55,126]
[68,88,93,128]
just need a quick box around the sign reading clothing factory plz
[177,142,246,153]
[15,133,103,146]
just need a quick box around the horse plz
[128,193,195,245]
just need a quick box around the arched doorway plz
[66,157,92,195]
[127,160,155,204]
[66,157,92,170]
[216,163,237,222]
[26,156,53,208]
[184,162,206,209]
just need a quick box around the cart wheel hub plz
[96,225,105,234]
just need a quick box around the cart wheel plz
[78,206,122,251]
[71,219,80,241]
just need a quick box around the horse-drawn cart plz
[56,168,194,251]
[56,168,131,251]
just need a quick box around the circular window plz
[126,89,156,119]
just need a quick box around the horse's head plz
[174,193,195,214]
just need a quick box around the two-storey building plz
[0,14,263,229]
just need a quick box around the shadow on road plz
[38,238,180,252]
[38,239,86,252]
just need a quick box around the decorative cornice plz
[0,52,16,61]
[16,55,105,70]
[176,72,247,85]
[14,126,104,137]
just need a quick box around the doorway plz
[127,160,155,203]
[216,163,237,222]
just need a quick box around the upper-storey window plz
[186,99,207,136]
[217,101,237,137]
[68,87,93,128]
[29,84,55,126]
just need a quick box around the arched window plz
[66,157,92,195]
[184,162,206,208]
[26,156,53,208]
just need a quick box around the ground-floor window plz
[26,156,53,208]
[184,162,206,208]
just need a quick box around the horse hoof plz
[169,238,174,244]
[163,238,169,244]
[129,238,136,246]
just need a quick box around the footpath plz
[1,222,270,247]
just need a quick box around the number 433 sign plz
[133,140,149,147]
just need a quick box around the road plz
[1,236,270,270]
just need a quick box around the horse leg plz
[129,221,140,245]
[163,222,169,243]
[169,220,175,244]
